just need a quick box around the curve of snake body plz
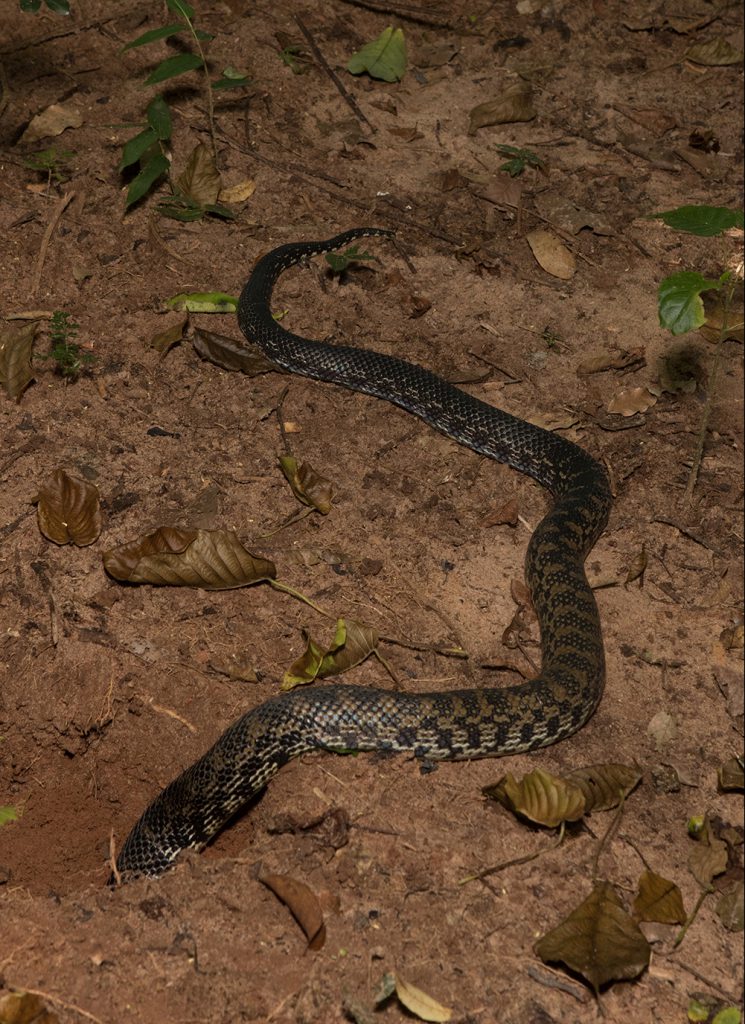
[114,228,612,879]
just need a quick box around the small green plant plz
[324,245,376,274]
[652,203,743,502]
[23,146,75,188]
[120,0,250,209]
[20,0,69,12]
[48,311,92,381]
[495,143,545,177]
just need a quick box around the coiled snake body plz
[115,229,612,879]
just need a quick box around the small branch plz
[294,15,377,136]
[31,191,75,298]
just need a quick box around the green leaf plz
[166,0,195,19]
[0,806,19,826]
[712,1010,742,1024]
[122,23,186,51]
[44,0,70,10]
[325,244,374,273]
[166,291,238,313]
[658,271,720,335]
[119,127,158,171]
[146,95,172,140]
[212,68,252,90]
[652,205,744,237]
[144,52,204,86]
[20,0,42,9]
[347,26,406,83]
[125,152,170,208]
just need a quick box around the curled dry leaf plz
[282,618,379,690]
[685,38,744,66]
[192,327,278,376]
[392,974,452,1023]
[564,763,642,813]
[535,881,651,994]
[718,757,744,792]
[177,142,221,206]
[219,177,256,204]
[0,321,36,400]
[35,468,102,546]
[150,314,188,356]
[624,545,648,586]
[716,882,744,932]
[484,768,586,828]
[0,990,59,1024]
[279,455,334,514]
[688,818,729,886]
[259,872,326,949]
[467,83,536,135]
[103,527,276,589]
[525,229,575,280]
[607,386,657,416]
[632,869,686,925]
[482,497,519,527]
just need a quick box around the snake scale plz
[114,228,612,879]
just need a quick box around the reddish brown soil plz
[0,2,743,1022]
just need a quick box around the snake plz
[114,228,612,880]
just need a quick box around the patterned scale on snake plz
[114,228,612,879]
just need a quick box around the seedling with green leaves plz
[47,311,93,381]
[120,0,250,209]
[495,144,545,177]
[324,245,376,274]
[652,203,743,502]
[23,146,75,189]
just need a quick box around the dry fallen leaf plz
[0,990,60,1024]
[259,872,326,949]
[715,881,744,932]
[219,177,256,203]
[150,314,189,356]
[535,881,651,994]
[20,101,83,144]
[192,327,278,376]
[484,768,586,827]
[685,37,744,66]
[0,321,36,400]
[393,974,452,1023]
[35,468,102,546]
[525,229,576,280]
[467,83,536,135]
[176,142,221,205]
[278,455,334,514]
[103,527,276,589]
[632,869,686,925]
[607,386,657,416]
[688,818,729,887]
[282,618,379,690]
[564,763,642,812]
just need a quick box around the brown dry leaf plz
[716,882,744,932]
[176,142,221,205]
[632,870,686,925]
[192,327,278,376]
[278,455,334,514]
[484,768,586,828]
[685,38,744,66]
[35,469,102,546]
[393,974,452,1023]
[467,83,536,135]
[606,386,657,416]
[535,881,651,994]
[718,757,744,792]
[533,193,613,236]
[624,545,648,586]
[150,314,189,356]
[699,283,745,344]
[525,229,575,280]
[0,321,36,400]
[647,710,677,750]
[259,872,326,949]
[20,101,83,144]
[613,103,677,134]
[0,990,60,1024]
[103,527,276,589]
[219,177,256,203]
[577,348,646,375]
[689,821,729,887]
[282,618,379,690]
[565,763,642,813]
[482,498,519,527]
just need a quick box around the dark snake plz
[114,228,612,879]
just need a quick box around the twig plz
[294,15,377,136]
[462,822,566,883]
[336,0,457,28]
[31,190,75,298]
[4,985,105,1024]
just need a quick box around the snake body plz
[115,229,612,879]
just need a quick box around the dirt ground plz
[1,1,743,1022]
